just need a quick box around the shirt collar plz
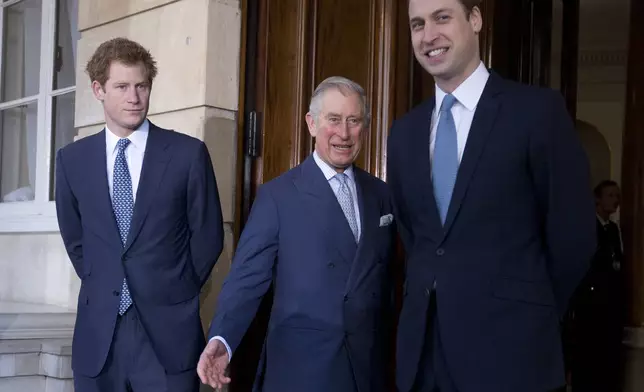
[313,150,355,183]
[597,214,611,226]
[105,119,150,154]
[435,61,489,112]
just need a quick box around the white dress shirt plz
[105,120,149,202]
[211,150,363,361]
[430,61,490,164]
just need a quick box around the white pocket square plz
[379,214,393,227]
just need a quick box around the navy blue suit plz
[387,72,596,392]
[208,155,396,392]
[55,122,223,390]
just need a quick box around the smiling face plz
[409,0,482,92]
[91,61,151,137]
[305,88,365,172]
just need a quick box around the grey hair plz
[308,76,371,126]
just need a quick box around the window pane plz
[0,102,37,202]
[2,0,42,102]
[49,92,77,200]
[53,0,79,89]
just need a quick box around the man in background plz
[569,180,625,391]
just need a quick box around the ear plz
[470,5,483,34]
[91,80,105,101]
[305,112,318,137]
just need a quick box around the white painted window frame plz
[0,0,76,233]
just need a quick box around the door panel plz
[252,0,404,185]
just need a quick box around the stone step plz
[0,301,76,340]
[0,302,75,391]
[0,375,73,392]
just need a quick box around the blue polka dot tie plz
[432,94,459,225]
[112,138,134,315]
[334,173,359,243]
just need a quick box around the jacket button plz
[344,295,349,302]
[436,248,445,256]
[425,288,431,296]
[328,262,335,269]
[113,291,120,296]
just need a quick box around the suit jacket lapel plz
[408,98,444,242]
[293,156,357,264]
[124,124,170,251]
[443,72,503,234]
[87,130,122,248]
[345,168,380,293]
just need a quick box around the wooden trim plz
[233,0,248,243]
[292,0,313,167]
[560,0,579,116]
[621,0,644,326]
[364,0,377,177]
[369,0,395,179]
[480,0,495,68]
[250,0,268,197]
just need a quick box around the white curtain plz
[1,1,40,202]
[53,0,79,153]
[1,0,79,202]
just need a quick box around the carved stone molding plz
[0,302,76,340]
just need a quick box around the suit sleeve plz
[207,185,279,354]
[529,92,597,318]
[187,141,224,287]
[54,149,85,279]
[386,122,414,262]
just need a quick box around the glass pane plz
[0,102,38,202]
[50,92,77,200]
[2,0,42,102]
[53,0,79,89]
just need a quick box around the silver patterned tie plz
[112,138,134,315]
[334,173,359,242]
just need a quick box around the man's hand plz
[197,339,231,389]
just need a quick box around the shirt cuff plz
[209,336,232,362]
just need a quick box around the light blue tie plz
[432,94,459,225]
[112,138,134,315]
[334,173,359,242]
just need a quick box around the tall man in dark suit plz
[197,76,396,392]
[55,38,224,392]
[387,0,596,391]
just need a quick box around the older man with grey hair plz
[198,76,396,392]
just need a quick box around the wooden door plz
[229,0,554,390]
